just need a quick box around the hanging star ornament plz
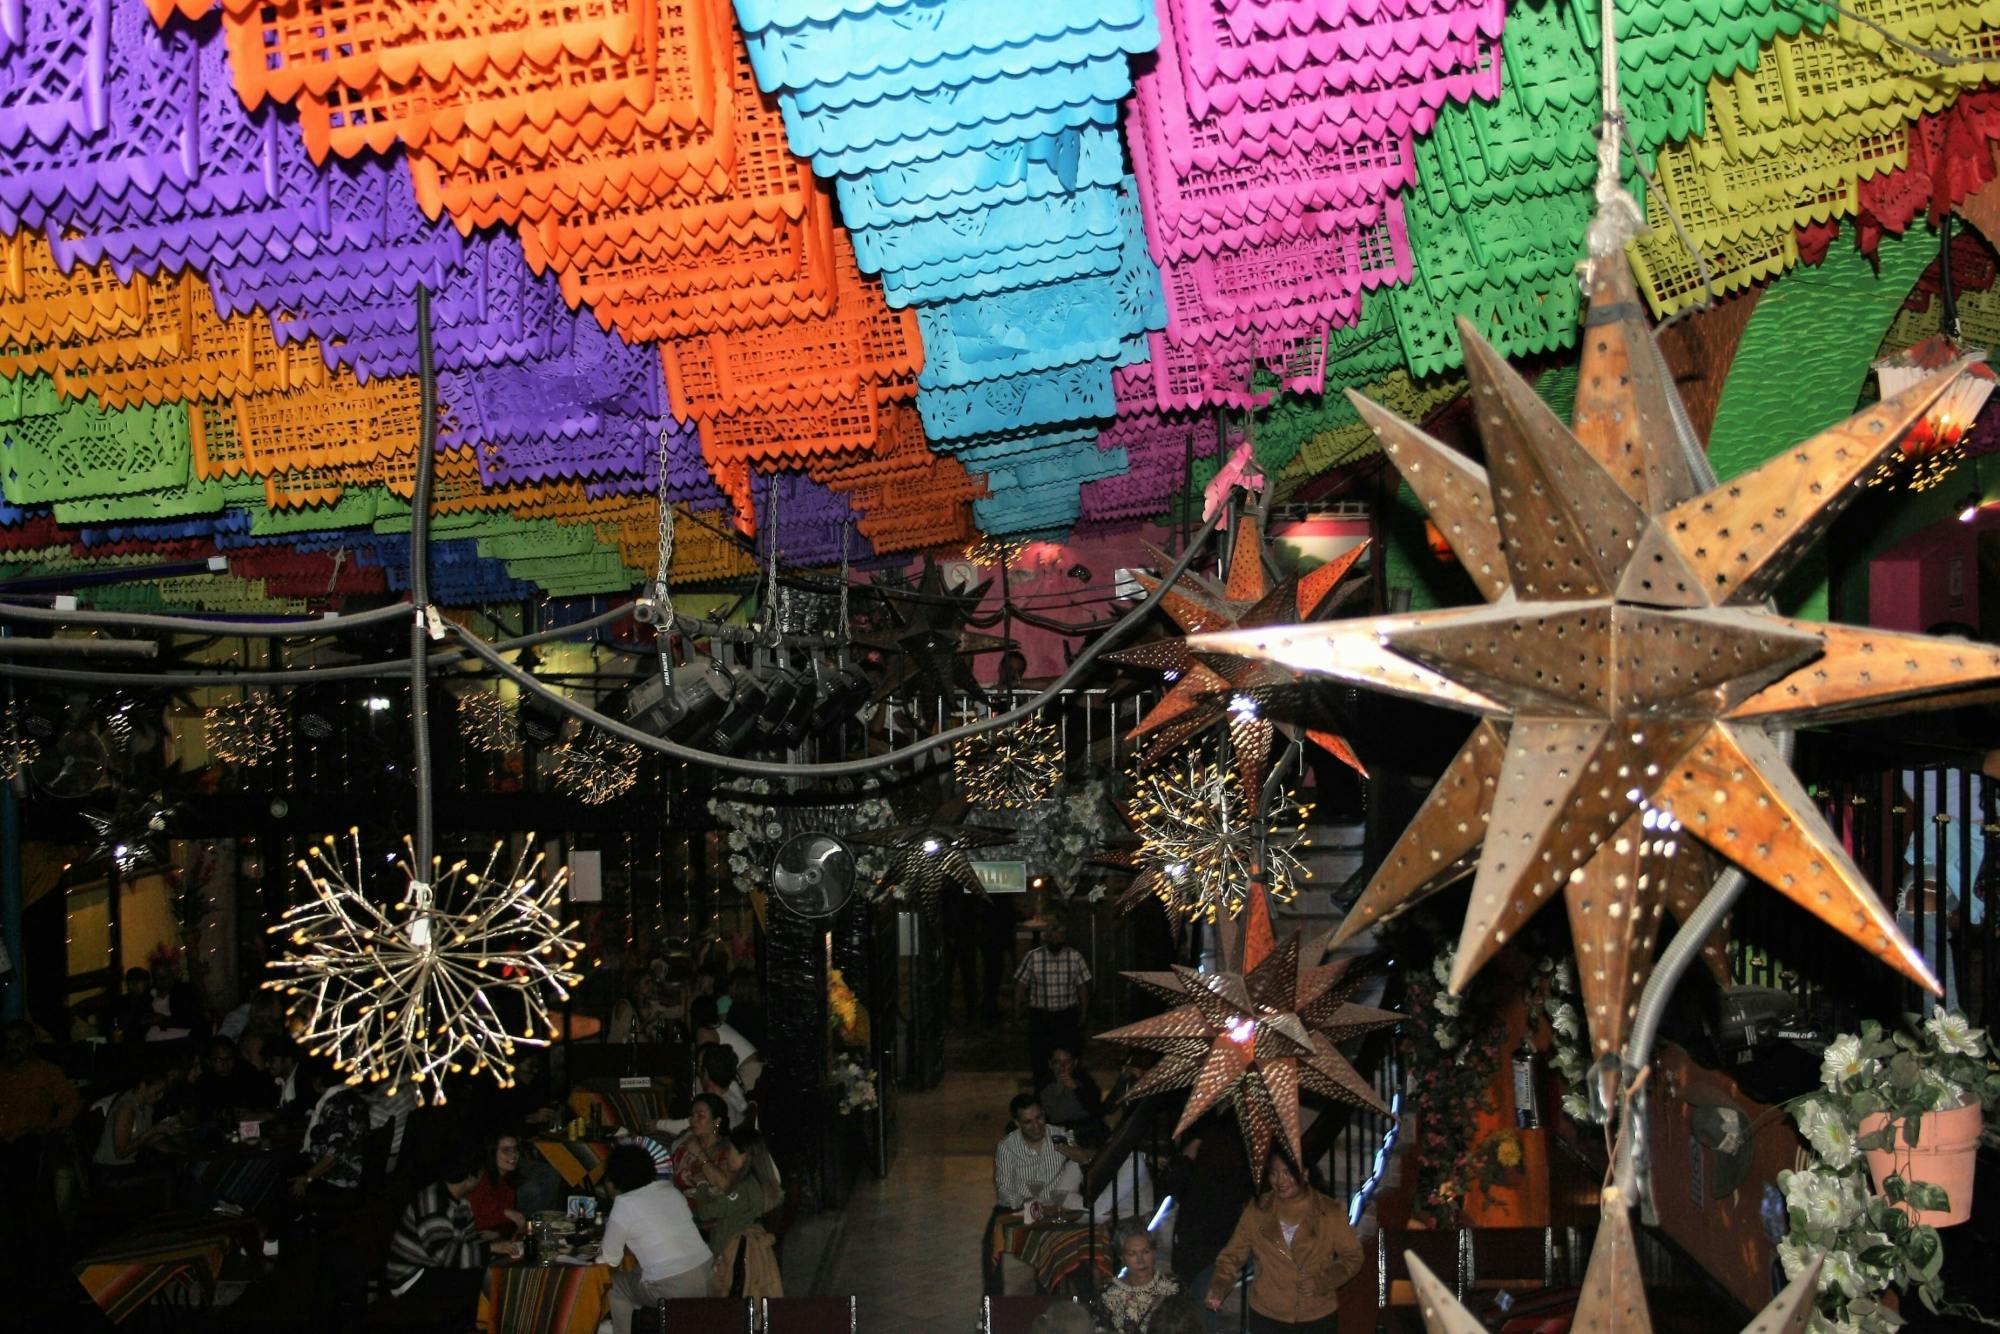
[1109,517,1370,799]
[1406,1172,1820,1333]
[858,556,1012,709]
[1097,888,1399,1177]
[547,729,641,805]
[1192,250,1997,1060]
[268,830,584,1105]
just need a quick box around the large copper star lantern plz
[1194,252,1996,1062]
[1098,890,1399,1177]
[1407,1167,1820,1333]
[1108,519,1370,800]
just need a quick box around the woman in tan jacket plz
[1204,1153,1362,1331]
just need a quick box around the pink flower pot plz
[1859,1096,1984,1227]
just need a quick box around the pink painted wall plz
[1869,517,1979,634]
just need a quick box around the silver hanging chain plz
[762,476,783,647]
[838,518,852,646]
[654,423,678,690]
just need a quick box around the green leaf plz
[1859,1126,1897,1152]
[1860,1246,1901,1268]
[1905,1113,1924,1148]
[1883,1174,1908,1203]
[1904,1181,1950,1213]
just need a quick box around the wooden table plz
[75,1210,260,1324]
[477,1260,615,1334]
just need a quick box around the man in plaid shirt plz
[1014,917,1091,1089]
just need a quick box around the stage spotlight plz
[627,652,736,741]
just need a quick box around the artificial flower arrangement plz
[1528,954,1598,1124]
[831,1052,878,1116]
[1779,1010,2000,1333]
[1394,931,1513,1226]
[828,968,870,1049]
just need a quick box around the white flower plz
[1552,960,1576,992]
[1820,1035,1877,1093]
[1554,1051,1587,1081]
[1925,1010,1986,1058]
[1785,1168,1861,1232]
[1561,1092,1593,1122]
[1434,993,1461,1017]
[1434,1023,1459,1051]
[1550,1003,1583,1041]
[728,855,749,874]
[1820,1249,1868,1300]
[1432,952,1454,985]
[727,830,748,850]
[1776,1236,1816,1283]
[1795,1099,1859,1170]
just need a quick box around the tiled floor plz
[820,1070,1024,1333]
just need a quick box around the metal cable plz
[442,507,1228,778]
[0,600,414,637]
[409,284,439,875]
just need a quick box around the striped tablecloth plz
[991,1215,1117,1294]
[188,1151,287,1218]
[567,1078,675,1132]
[532,1138,617,1188]
[75,1211,258,1324]
[477,1261,615,1334]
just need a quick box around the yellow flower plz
[1494,1135,1523,1169]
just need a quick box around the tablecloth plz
[477,1261,615,1334]
[990,1214,1116,1293]
[532,1138,618,1188]
[566,1077,675,1131]
[187,1150,287,1218]
[74,1210,258,1324]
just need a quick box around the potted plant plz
[1820,1011,1999,1226]
[1779,1011,2000,1333]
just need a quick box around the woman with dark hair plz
[467,1133,527,1239]
[695,1042,749,1125]
[668,1092,730,1206]
[691,1126,770,1253]
[600,1143,712,1333]
[1204,1153,1362,1331]
[93,1068,181,1170]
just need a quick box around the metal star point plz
[1192,252,1986,1058]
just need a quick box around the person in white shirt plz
[690,996,762,1090]
[993,1093,1088,1212]
[600,1143,714,1333]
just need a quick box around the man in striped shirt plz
[386,1145,522,1313]
[1014,917,1091,1091]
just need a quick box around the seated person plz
[0,1019,81,1145]
[690,995,763,1091]
[668,1093,731,1206]
[112,968,157,1045]
[385,1145,521,1310]
[1039,1047,1103,1130]
[260,1037,305,1121]
[689,1126,771,1254]
[600,1144,714,1334]
[182,1037,276,1122]
[695,1042,750,1126]
[1096,1222,1181,1332]
[993,1092,1088,1214]
[293,1064,368,1196]
[468,1134,527,1239]
[94,1068,185,1174]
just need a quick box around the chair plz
[1376,1227,1467,1308]
[983,1294,1075,1334]
[632,1297,754,1333]
[762,1296,856,1333]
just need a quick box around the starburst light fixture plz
[0,700,40,782]
[954,714,1061,810]
[1193,249,2000,1060]
[455,689,519,754]
[203,693,287,766]
[547,730,641,804]
[268,831,583,1104]
[1125,749,1313,923]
